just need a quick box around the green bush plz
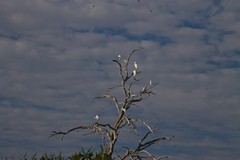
[1,147,111,160]
[69,147,111,160]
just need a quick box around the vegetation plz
[1,148,109,160]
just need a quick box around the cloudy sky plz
[0,0,240,159]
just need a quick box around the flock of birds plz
[94,54,153,121]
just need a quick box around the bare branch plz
[112,59,125,81]
[107,84,122,92]
[50,125,91,140]
[119,131,173,160]
[50,122,114,140]
[96,94,120,112]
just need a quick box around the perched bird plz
[94,115,99,121]
[117,55,121,59]
[122,108,126,113]
[133,70,137,76]
[141,86,146,92]
[150,80,152,85]
[134,61,138,69]
[131,94,136,97]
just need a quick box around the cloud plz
[0,0,239,159]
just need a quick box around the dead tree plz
[50,49,174,159]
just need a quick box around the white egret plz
[94,115,99,121]
[134,61,138,69]
[131,94,136,97]
[122,108,126,113]
[150,80,152,85]
[141,86,146,92]
[133,70,137,76]
[117,55,121,59]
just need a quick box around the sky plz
[0,0,240,159]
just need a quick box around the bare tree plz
[50,49,174,159]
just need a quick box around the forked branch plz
[120,130,174,160]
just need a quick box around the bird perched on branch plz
[141,86,146,93]
[133,70,137,77]
[134,61,138,69]
[94,115,99,121]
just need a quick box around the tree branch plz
[50,122,114,141]
[96,94,120,112]
[119,130,174,160]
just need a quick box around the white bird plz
[133,70,137,76]
[94,115,99,121]
[141,86,146,92]
[150,80,152,85]
[131,94,136,97]
[122,108,126,113]
[134,62,138,69]
[117,55,121,59]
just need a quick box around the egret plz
[117,55,121,59]
[133,70,137,76]
[131,94,136,97]
[150,80,152,85]
[141,86,146,92]
[122,108,126,113]
[94,115,99,121]
[134,61,138,69]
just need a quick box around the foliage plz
[1,149,110,160]
[69,147,111,160]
